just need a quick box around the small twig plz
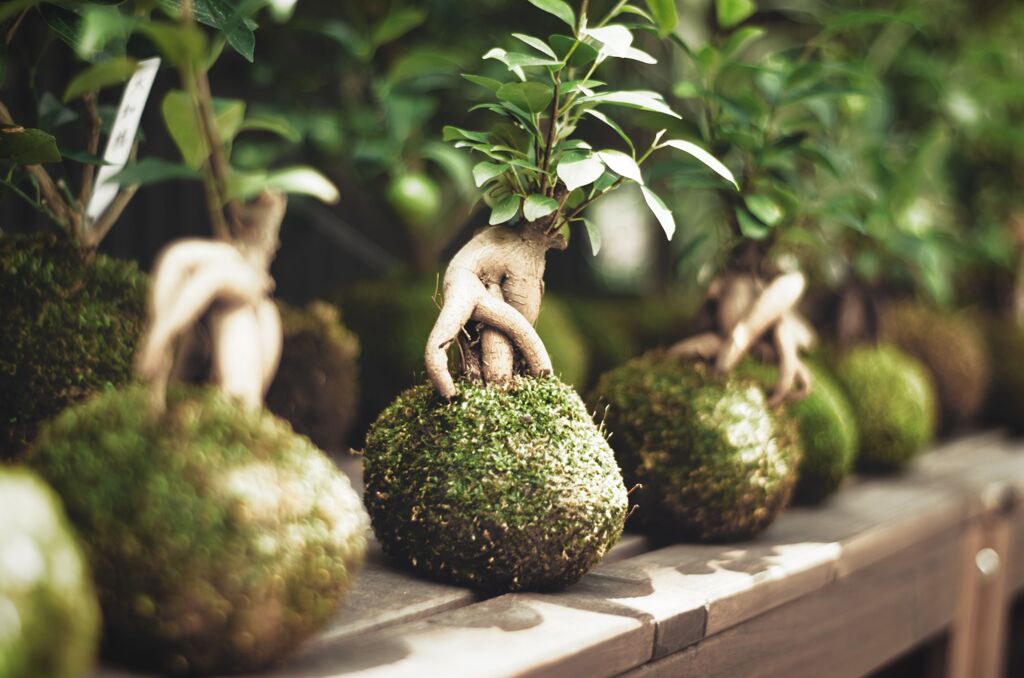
[85,184,138,249]
[78,92,101,207]
[0,99,72,228]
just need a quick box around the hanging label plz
[86,57,161,226]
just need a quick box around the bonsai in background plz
[0,468,100,678]
[0,2,153,460]
[364,0,726,591]
[28,4,368,674]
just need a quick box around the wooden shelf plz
[99,432,1024,678]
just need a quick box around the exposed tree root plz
[668,271,814,405]
[425,224,566,399]
[135,190,287,412]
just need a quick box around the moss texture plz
[982,316,1024,432]
[266,301,360,453]
[835,345,937,471]
[364,376,627,592]
[0,234,147,460]
[29,384,368,675]
[590,353,800,542]
[879,302,991,430]
[737,360,858,504]
[0,468,100,678]
[340,277,590,442]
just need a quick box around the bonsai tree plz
[364,0,733,591]
[28,3,369,674]
[591,2,872,532]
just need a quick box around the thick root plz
[671,271,814,404]
[425,225,557,398]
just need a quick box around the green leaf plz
[497,81,554,114]
[263,166,340,203]
[60,149,109,165]
[662,139,738,188]
[0,126,61,164]
[716,0,756,29]
[63,57,137,102]
[238,113,302,142]
[526,0,576,28]
[549,34,599,68]
[473,161,509,188]
[581,217,602,255]
[581,90,681,118]
[462,74,504,92]
[640,185,675,240]
[489,194,521,225]
[722,26,764,59]
[597,149,643,184]
[140,22,208,70]
[443,126,490,144]
[110,158,201,185]
[512,33,558,59]
[194,0,256,62]
[524,194,558,221]
[736,205,771,239]
[744,194,783,226]
[162,91,245,169]
[372,7,427,47]
[556,153,605,191]
[644,0,678,37]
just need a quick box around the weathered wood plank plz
[623,530,962,678]
[1008,505,1024,596]
[266,595,653,678]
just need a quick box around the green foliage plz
[266,301,361,454]
[737,360,858,504]
[0,467,100,678]
[29,384,368,675]
[0,234,147,460]
[835,344,936,472]
[590,353,800,542]
[0,125,61,164]
[879,302,991,429]
[452,0,734,249]
[364,376,627,592]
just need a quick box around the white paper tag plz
[85,57,161,225]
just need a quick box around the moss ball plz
[879,302,991,429]
[28,385,368,675]
[982,316,1024,432]
[0,234,147,460]
[835,345,937,471]
[737,360,858,504]
[590,354,800,542]
[340,277,591,441]
[364,376,627,592]
[0,468,100,678]
[266,301,360,453]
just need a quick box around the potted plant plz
[27,2,368,674]
[363,0,732,591]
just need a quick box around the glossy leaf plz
[644,0,678,37]
[140,22,208,69]
[745,194,784,226]
[0,126,61,164]
[662,139,738,188]
[580,217,602,255]
[110,158,200,185]
[489,193,521,224]
[583,109,634,153]
[473,161,509,188]
[238,113,302,142]
[526,0,576,29]
[497,81,554,114]
[716,0,756,29]
[63,57,137,102]
[581,90,681,118]
[162,91,245,169]
[263,166,340,203]
[556,153,605,191]
[524,194,558,221]
[512,33,557,59]
[462,74,504,92]
[736,205,772,239]
[640,185,675,240]
[597,149,643,184]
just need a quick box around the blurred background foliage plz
[3,0,1023,440]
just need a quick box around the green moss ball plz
[835,345,937,471]
[28,385,368,675]
[266,301,360,453]
[340,277,591,441]
[0,468,100,678]
[364,376,627,592]
[879,302,990,429]
[590,354,800,542]
[737,361,858,504]
[0,234,147,460]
